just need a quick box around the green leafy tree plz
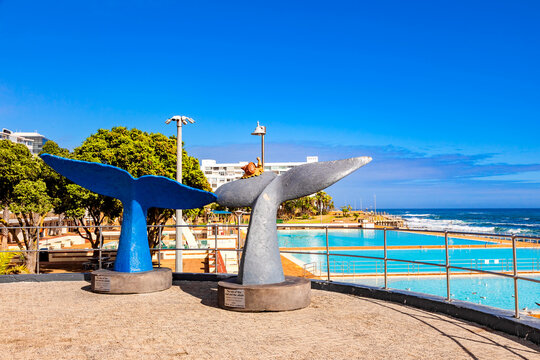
[9,179,53,272]
[0,141,40,205]
[0,140,40,250]
[314,191,334,215]
[0,140,51,271]
[340,205,352,217]
[278,191,334,220]
[71,127,212,251]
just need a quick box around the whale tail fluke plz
[136,175,216,210]
[214,155,372,285]
[278,156,372,201]
[40,153,133,201]
[40,154,217,209]
[41,153,217,274]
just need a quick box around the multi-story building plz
[201,156,319,192]
[1,128,49,155]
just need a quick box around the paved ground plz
[1,281,539,360]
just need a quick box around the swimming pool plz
[355,275,540,312]
[278,229,540,312]
[290,247,540,274]
[278,229,497,248]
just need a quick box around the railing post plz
[36,226,40,274]
[98,226,103,270]
[445,231,450,301]
[237,222,242,275]
[512,235,519,318]
[325,226,331,281]
[214,224,218,274]
[237,222,241,252]
[383,228,388,289]
[158,225,162,268]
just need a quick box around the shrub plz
[0,252,29,274]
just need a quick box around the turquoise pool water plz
[279,229,540,312]
[279,230,540,273]
[278,229,496,248]
[356,275,540,312]
[293,248,540,273]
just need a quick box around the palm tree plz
[314,191,334,215]
[278,191,334,219]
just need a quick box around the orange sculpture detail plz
[241,157,264,179]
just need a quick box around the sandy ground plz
[1,281,539,360]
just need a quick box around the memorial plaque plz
[224,289,245,308]
[94,275,111,292]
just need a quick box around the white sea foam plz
[395,212,540,235]
[399,213,432,217]
[402,217,497,234]
[490,222,536,227]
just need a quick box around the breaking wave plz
[386,209,540,236]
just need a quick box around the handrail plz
[2,223,539,318]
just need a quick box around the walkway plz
[1,281,538,359]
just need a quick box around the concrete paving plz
[1,281,539,359]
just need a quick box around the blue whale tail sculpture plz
[40,154,217,273]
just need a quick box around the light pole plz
[233,209,244,249]
[165,115,195,272]
[251,121,266,169]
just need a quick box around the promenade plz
[1,281,538,359]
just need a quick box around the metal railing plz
[1,223,539,319]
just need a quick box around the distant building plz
[1,128,49,155]
[201,156,319,192]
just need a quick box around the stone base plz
[91,268,172,294]
[218,276,311,312]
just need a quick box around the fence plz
[1,223,539,319]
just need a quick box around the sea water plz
[384,208,540,236]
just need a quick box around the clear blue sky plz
[1,1,539,208]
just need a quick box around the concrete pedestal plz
[91,268,172,294]
[218,276,311,312]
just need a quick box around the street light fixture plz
[165,115,195,272]
[251,121,266,168]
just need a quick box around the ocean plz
[382,208,540,237]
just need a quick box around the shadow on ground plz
[360,296,540,359]
[80,284,93,293]
[176,281,219,308]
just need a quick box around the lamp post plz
[251,121,266,168]
[233,209,244,249]
[165,115,195,272]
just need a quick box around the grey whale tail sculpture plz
[216,156,372,285]
[40,154,217,273]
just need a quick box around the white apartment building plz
[1,128,49,155]
[201,156,319,191]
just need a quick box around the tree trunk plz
[24,236,37,274]
[25,251,37,274]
